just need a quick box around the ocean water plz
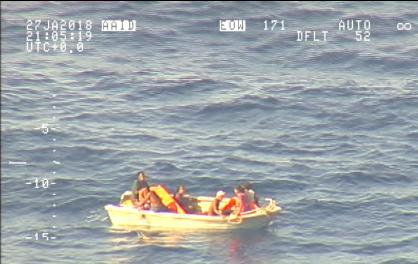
[1,1,418,264]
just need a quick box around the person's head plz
[177,185,187,194]
[242,182,253,191]
[234,185,245,194]
[137,171,148,181]
[216,190,225,200]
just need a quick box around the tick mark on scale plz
[9,161,28,165]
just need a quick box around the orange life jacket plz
[221,197,237,211]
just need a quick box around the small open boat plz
[105,193,281,231]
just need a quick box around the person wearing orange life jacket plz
[221,185,251,215]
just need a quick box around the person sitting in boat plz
[175,185,192,207]
[239,184,253,212]
[221,185,251,215]
[242,182,260,209]
[137,184,151,210]
[174,185,199,213]
[207,191,226,216]
[174,185,187,202]
[132,171,149,201]
[138,186,169,212]
[119,191,139,207]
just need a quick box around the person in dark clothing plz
[174,185,188,205]
[174,185,197,213]
[131,171,149,201]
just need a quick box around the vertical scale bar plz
[51,92,58,239]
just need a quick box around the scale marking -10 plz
[26,178,55,189]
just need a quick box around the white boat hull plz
[105,197,281,231]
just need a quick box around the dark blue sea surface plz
[2,1,418,264]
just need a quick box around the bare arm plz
[214,200,222,215]
[138,192,150,207]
